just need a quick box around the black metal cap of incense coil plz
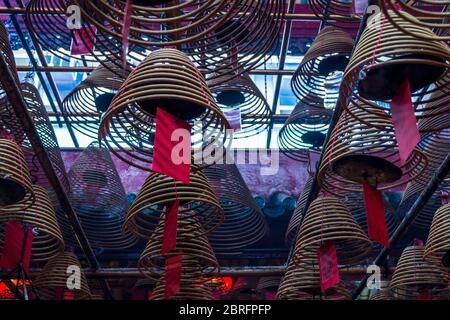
[0,185,64,262]
[390,246,448,299]
[124,167,224,239]
[317,103,428,196]
[292,196,372,266]
[340,10,449,128]
[99,48,231,171]
[33,252,92,300]
[62,63,130,139]
[138,214,218,280]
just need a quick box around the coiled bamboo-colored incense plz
[292,196,372,266]
[203,163,267,254]
[33,252,92,300]
[390,246,448,299]
[309,0,362,29]
[424,204,450,268]
[369,289,394,300]
[124,167,224,239]
[0,185,64,262]
[318,103,428,196]
[340,10,450,129]
[62,63,129,139]
[151,271,213,300]
[99,48,231,171]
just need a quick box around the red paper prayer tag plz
[0,222,33,273]
[390,79,420,165]
[164,255,182,299]
[353,0,369,14]
[161,199,179,254]
[317,241,340,293]
[152,107,192,184]
[223,108,241,132]
[363,181,390,248]
[71,26,97,55]
[122,0,133,67]
[440,191,450,205]
[308,150,321,174]
[418,289,431,300]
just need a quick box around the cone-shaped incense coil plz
[424,204,450,268]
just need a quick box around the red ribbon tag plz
[363,181,390,248]
[122,0,133,67]
[54,287,75,300]
[353,0,369,14]
[308,150,321,174]
[317,241,340,293]
[390,79,420,165]
[70,26,97,55]
[152,107,192,184]
[440,191,450,205]
[164,255,182,299]
[0,222,33,273]
[223,107,241,132]
[417,289,431,300]
[161,199,179,254]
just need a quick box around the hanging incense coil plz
[291,26,354,109]
[277,258,351,300]
[380,0,450,43]
[99,48,231,171]
[370,290,394,300]
[308,0,361,29]
[62,63,129,139]
[340,10,450,127]
[285,175,313,246]
[124,168,224,239]
[203,163,267,255]
[0,138,35,210]
[0,20,20,88]
[318,104,428,196]
[65,142,137,249]
[292,196,372,266]
[278,97,332,161]
[208,72,272,139]
[256,277,281,293]
[33,252,92,300]
[0,185,64,262]
[151,272,213,300]
[390,246,448,299]
[139,214,218,280]
[424,204,450,268]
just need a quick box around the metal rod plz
[352,154,450,299]
[0,53,114,300]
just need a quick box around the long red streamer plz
[161,199,179,254]
[0,222,33,273]
[363,181,390,248]
[317,241,340,293]
[164,255,182,299]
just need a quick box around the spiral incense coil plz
[139,214,218,280]
[21,82,70,194]
[0,20,20,89]
[380,0,450,43]
[390,246,448,299]
[256,277,281,293]
[99,48,231,171]
[151,273,213,300]
[278,97,332,161]
[317,104,428,196]
[291,26,354,109]
[277,258,351,300]
[66,142,137,249]
[62,63,129,139]
[203,163,267,254]
[309,0,362,29]
[370,290,394,300]
[125,168,224,239]
[424,204,450,268]
[285,175,313,246]
[0,139,35,210]
[0,185,64,262]
[340,10,450,127]
[33,252,92,300]
[208,72,271,139]
[292,196,372,266]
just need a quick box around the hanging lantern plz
[291,26,354,109]
[124,168,224,239]
[278,96,332,161]
[390,246,448,299]
[99,48,231,171]
[62,63,129,139]
[33,252,92,300]
[293,196,372,266]
[65,142,137,249]
[0,185,64,262]
[203,163,267,255]
[424,204,450,268]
